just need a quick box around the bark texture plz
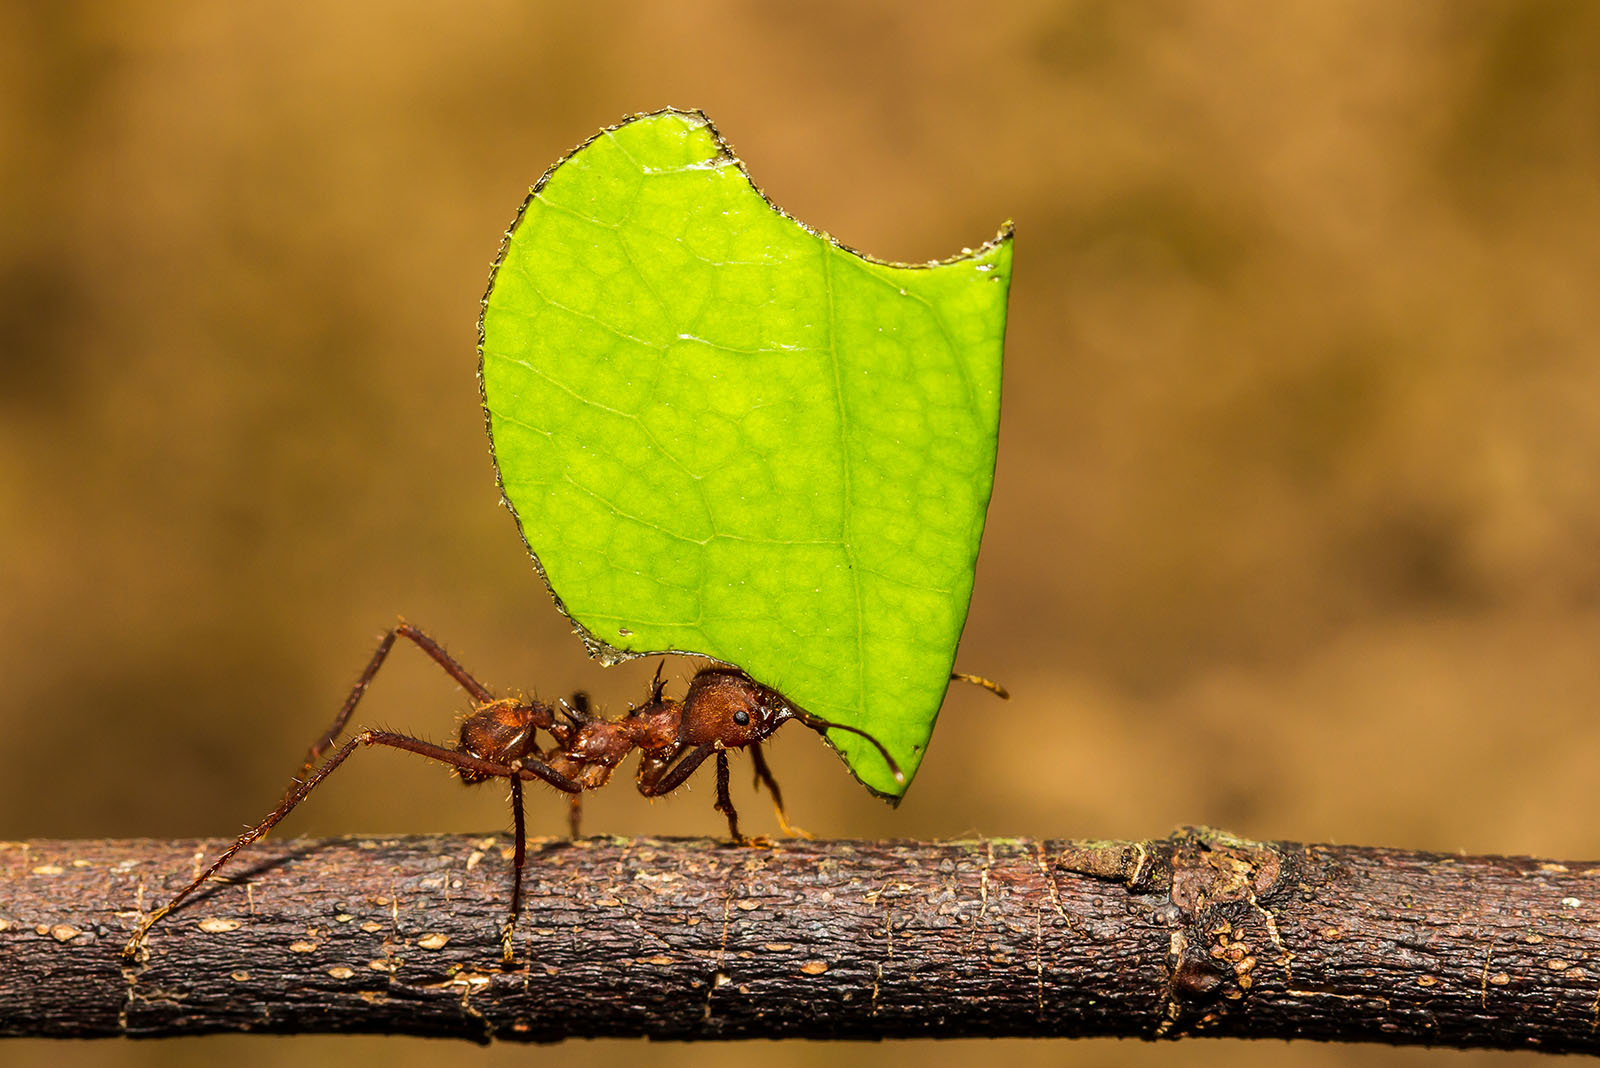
[2,831,1598,1049]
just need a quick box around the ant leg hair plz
[636,743,715,797]
[300,620,499,775]
[502,776,526,965]
[123,730,581,960]
[951,671,1009,700]
[714,750,745,844]
[749,745,811,839]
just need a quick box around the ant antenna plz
[951,671,1009,700]
[794,712,906,785]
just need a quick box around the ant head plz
[678,668,794,749]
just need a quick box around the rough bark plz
[1,831,1597,1050]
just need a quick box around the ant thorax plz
[535,685,683,791]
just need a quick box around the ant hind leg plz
[300,621,498,777]
[502,776,526,966]
[124,732,372,959]
[123,730,581,961]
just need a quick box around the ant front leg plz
[636,742,714,798]
[714,750,745,844]
[749,744,810,839]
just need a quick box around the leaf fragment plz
[481,109,1011,797]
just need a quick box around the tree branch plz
[1,831,1597,1050]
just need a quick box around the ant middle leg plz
[301,620,498,775]
[557,692,590,838]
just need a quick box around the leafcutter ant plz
[122,620,1006,963]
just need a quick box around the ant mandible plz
[122,620,1006,963]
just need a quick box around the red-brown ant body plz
[124,621,1001,962]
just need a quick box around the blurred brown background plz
[4,1,1599,1065]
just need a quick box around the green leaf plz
[479,109,1011,799]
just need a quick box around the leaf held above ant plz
[479,109,1011,799]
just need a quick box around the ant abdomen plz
[456,697,545,782]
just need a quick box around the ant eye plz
[733,708,750,726]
